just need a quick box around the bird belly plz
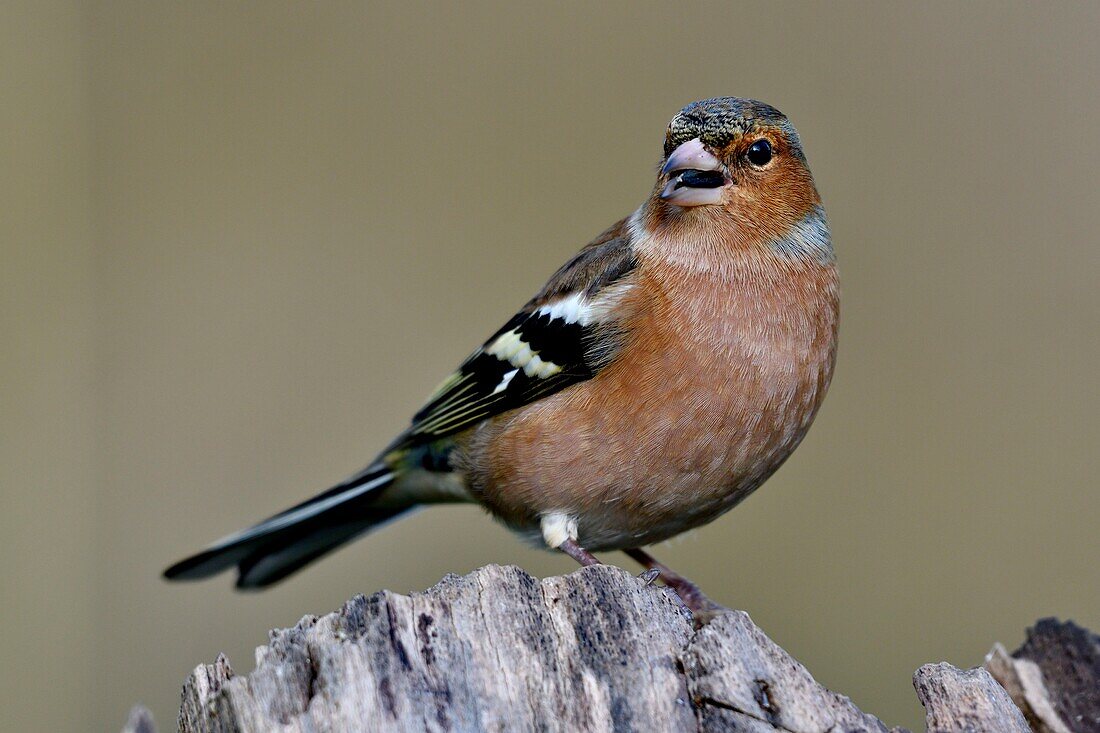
[459,266,838,552]
[474,371,826,550]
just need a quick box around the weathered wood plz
[684,611,894,732]
[179,565,697,732]
[132,564,1097,732]
[913,662,1030,733]
[1010,618,1100,733]
[984,643,1072,733]
[120,706,156,733]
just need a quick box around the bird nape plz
[164,96,839,620]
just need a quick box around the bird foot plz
[680,594,729,629]
[658,577,728,628]
[624,548,729,628]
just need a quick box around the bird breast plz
[464,250,839,551]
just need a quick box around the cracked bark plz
[127,564,1099,732]
[985,618,1100,733]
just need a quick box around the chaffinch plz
[165,97,839,617]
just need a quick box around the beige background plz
[3,2,1099,731]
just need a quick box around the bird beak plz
[660,138,729,207]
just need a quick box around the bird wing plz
[162,218,638,587]
[390,218,637,452]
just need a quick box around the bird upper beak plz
[660,138,729,207]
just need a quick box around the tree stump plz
[124,564,1099,732]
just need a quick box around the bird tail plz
[163,462,409,589]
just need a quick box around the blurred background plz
[3,2,1098,731]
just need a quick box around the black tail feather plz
[163,464,400,586]
[234,508,411,588]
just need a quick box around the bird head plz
[647,98,824,249]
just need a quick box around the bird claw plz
[638,568,661,586]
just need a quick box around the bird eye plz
[746,139,773,167]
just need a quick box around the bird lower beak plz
[660,138,729,207]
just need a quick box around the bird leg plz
[542,516,673,589]
[559,537,601,566]
[624,548,727,625]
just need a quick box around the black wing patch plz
[384,221,638,454]
[514,310,588,367]
[400,307,597,444]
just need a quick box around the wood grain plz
[129,565,1096,732]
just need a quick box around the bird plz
[164,97,839,619]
